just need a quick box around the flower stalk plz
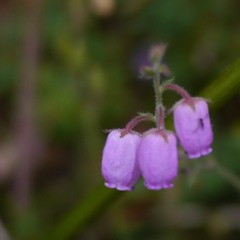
[162,83,192,100]
[156,105,165,129]
[121,115,155,137]
[151,45,166,130]
[153,61,162,107]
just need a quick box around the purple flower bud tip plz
[138,129,178,190]
[101,130,141,191]
[173,98,213,159]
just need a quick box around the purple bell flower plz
[101,130,141,191]
[173,98,213,159]
[138,129,178,190]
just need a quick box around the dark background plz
[0,0,240,239]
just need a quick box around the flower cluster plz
[101,45,213,191]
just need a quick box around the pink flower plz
[101,130,141,191]
[173,98,213,159]
[138,129,178,190]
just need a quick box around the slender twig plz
[13,0,42,209]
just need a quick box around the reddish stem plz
[163,83,192,99]
[121,115,154,137]
[156,105,165,129]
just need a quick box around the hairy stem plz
[121,115,155,137]
[153,62,162,106]
[156,105,165,129]
[153,61,165,130]
[162,83,192,99]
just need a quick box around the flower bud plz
[173,98,213,159]
[101,130,141,191]
[138,129,178,190]
[149,44,167,63]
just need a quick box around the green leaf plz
[47,186,122,240]
[200,59,240,108]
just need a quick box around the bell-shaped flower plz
[138,129,178,190]
[101,130,141,191]
[173,98,213,159]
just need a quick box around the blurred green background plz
[0,0,240,239]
